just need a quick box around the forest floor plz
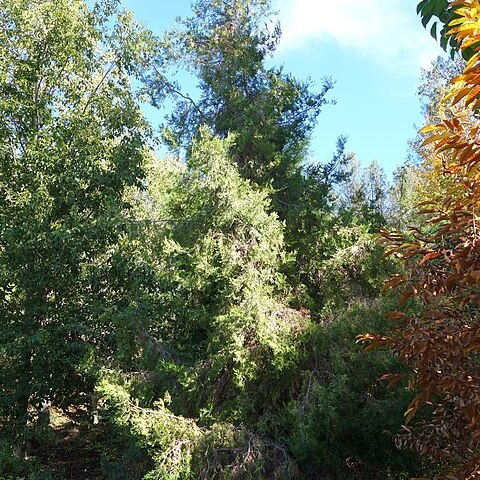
[24,408,105,479]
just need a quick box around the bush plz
[282,297,423,478]
[97,370,298,479]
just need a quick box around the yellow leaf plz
[452,87,471,105]
[419,124,445,134]
[467,158,480,178]
[421,133,452,147]
[465,51,480,72]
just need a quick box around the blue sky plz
[120,0,446,177]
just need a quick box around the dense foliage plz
[1,0,476,479]
[361,1,480,478]
[0,0,152,459]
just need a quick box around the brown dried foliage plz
[359,2,480,478]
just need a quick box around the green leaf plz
[422,12,434,28]
[417,0,429,15]
[441,32,449,50]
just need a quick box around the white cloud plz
[274,0,445,73]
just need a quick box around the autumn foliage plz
[360,1,480,478]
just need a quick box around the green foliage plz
[283,298,423,479]
[0,0,150,451]
[417,0,479,60]
[387,162,424,230]
[145,0,375,318]
[318,225,390,305]
[0,1,438,478]
[0,441,25,478]
[0,440,54,480]
[147,0,333,220]
[129,130,303,418]
[102,444,152,480]
[417,0,459,57]
[286,150,393,309]
[336,158,389,231]
[98,370,298,480]
[417,55,465,122]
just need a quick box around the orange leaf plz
[399,290,414,305]
[419,252,442,265]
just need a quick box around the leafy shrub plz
[282,297,423,479]
[97,370,298,479]
[0,440,54,480]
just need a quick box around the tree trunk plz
[91,392,99,425]
[14,350,32,460]
[38,397,51,427]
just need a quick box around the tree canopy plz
[2,0,480,479]
[360,2,480,478]
[0,0,151,456]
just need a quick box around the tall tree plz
[130,129,298,416]
[418,55,465,123]
[146,0,333,219]
[0,0,151,456]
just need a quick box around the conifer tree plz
[146,0,333,220]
